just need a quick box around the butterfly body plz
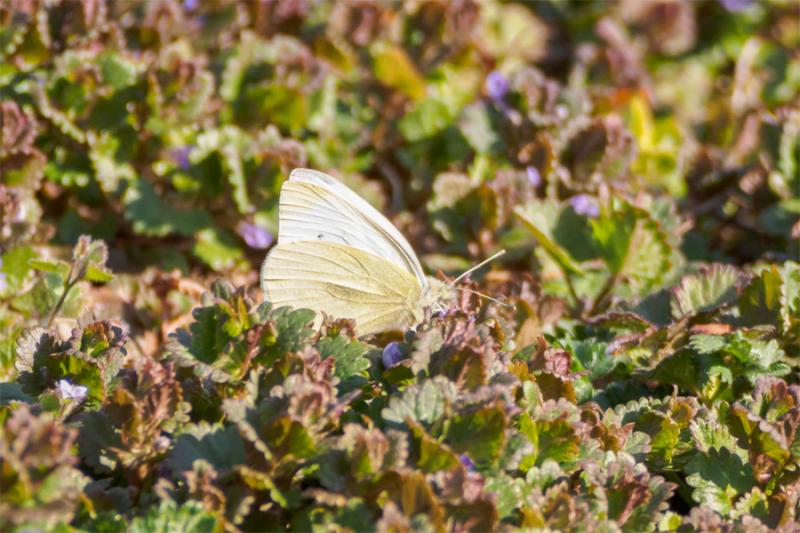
[261,169,453,336]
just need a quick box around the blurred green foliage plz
[1,0,799,531]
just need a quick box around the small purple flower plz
[526,166,541,187]
[485,71,509,103]
[154,436,171,452]
[57,379,88,402]
[459,454,476,471]
[172,146,192,170]
[569,194,599,218]
[0,257,6,293]
[238,223,273,249]
[718,0,753,12]
[382,342,403,368]
[184,0,198,10]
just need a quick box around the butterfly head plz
[434,249,511,313]
[421,276,456,314]
[415,249,510,323]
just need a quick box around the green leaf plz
[382,377,457,428]
[186,305,237,365]
[192,227,244,271]
[77,411,124,474]
[690,410,743,459]
[631,402,693,470]
[166,286,263,382]
[1,246,34,294]
[397,64,478,144]
[484,474,528,519]
[737,265,783,328]
[87,130,137,193]
[0,382,34,405]
[685,447,755,516]
[167,424,246,474]
[28,258,68,276]
[1,406,86,530]
[515,203,584,275]
[481,3,548,67]
[692,331,790,387]
[731,488,772,524]
[590,198,672,293]
[408,419,460,473]
[399,98,455,142]
[690,334,728,354]
[98,52,138,90]
[758,199,800,238]
[123,179,210,237]
[446,402,507,464]
[590,202,638,275]
[259,85,308,135]
[317,335,371,381]
[555,337,615,381]
[518,409,581,470]
[671,265,741,319]
[459,103,502,154]
[335,424,393,480]
[129,500,217,533]
[726,378,800,485]
[84,264,113,283]
[15,327,62,388]
[371,42,425,101]
[224,398,317,461]
[12,271,78,319]
[259,307,316,363]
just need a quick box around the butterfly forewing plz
[261,241,422,336]
[279,169,428,288]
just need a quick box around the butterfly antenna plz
[458,287,515,309]
[449,249,506,286]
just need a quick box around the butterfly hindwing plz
[261,240,422,336]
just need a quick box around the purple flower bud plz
[238,223,273,249]
[57,379,88,401]
[382,342,403,368]
[485,71,509,103]
[172,146,192,170]
[459,454,476,471]
[718,0,753,12]
[526,166,542,187]
[569,194,599,218]
[0,257,6,293]
[184,0,198,10]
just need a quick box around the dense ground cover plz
[1,0,799,531]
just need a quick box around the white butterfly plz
[261,168,454,336]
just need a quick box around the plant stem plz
[587,271,619,317]
[47,264,76,329]
[564,272,582,313]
